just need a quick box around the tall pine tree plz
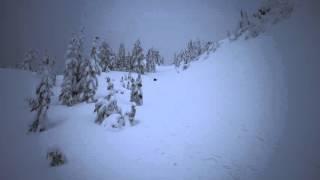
[131,40,145,74]
[59,34,84,106]
[89,37,102,74]
[117,43,126,71]
[78,56,99,103]
[98,41,113,72]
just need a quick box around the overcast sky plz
[0,0,262,70]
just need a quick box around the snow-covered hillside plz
[1,2,320,179]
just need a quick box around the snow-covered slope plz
[1,2,320,179]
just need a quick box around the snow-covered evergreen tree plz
[89,37,102,75]
[130,74,143,106]
[98,41,113,72]
[111,110,126,128]
[28,76,53,132]
[126,52,133,72]
[116,43,126,71]
[78,57,99,103]
[229,0,294,40]
[127,104,136,126]
[109,51,117,71]
[59,34,84,106]
[38,53,56,86]
[173,53,180,68]
[131,40,145,74]
[17,49,39,72]
[202,41,220,55]
[146,48,158,73]
[106,77,115,101]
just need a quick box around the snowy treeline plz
[98,39,164,73]
[16,49,57,78]
[59,33,154,106]
[16,49,40,72]
[172,0,294,71]
[228,0,294,40]
[173,40,220,70]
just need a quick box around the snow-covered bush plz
[28,76,53,132]
[111,110,126,128]
[47,148,66,167]
[126,104,136,126]
[94,98,120,125]
[130,74,143,106]
[106,77,115,100]
[112,104,137,128]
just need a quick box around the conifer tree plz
[78,57,99,103]
[17,49,39,72]
[130,74,143,106]
[98,41,113,72]
[90,37,102,74]
[39,53,56,86]
[131,40,145,74]
[94,78,120,125]
[106,77,115,100]
[28,76,53,132]
[59,34,84,106]
[117,43,126,71]
[146,48,158,73]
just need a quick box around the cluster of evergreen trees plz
[173,40,219,70]
[227,0,294,41]
[16,49,57,79]
[59,34,95,106]
[59,33,163,106]
[94,74,141,128]
[97,39,164,73]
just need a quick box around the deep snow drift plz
[1,2,320,179]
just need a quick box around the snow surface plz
[1,2,320,179]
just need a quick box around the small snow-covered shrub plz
[112,105,137,128]
[94,98,120,124]
[47,148,66,167]
[111,111,126,128]
[130,75,143,106]
[127,105,137,126]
